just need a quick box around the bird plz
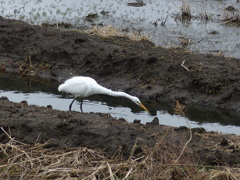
[58,76,150,113]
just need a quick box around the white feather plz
[58,76,149,113]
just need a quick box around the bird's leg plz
[69,97,76,111]
[80,100,84,113]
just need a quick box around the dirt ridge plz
[0,97,240,167]
[0,17,240,114]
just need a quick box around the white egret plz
[58,76,150,113]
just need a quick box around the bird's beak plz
[139,102,150,114]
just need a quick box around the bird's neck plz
[96,85,133,99]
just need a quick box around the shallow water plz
[0,74,240,135]
[0,0,240,58]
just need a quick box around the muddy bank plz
[0,97,240,167]
[0,17,240,114]
[1,16,240,175]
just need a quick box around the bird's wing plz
[59,76,100,97]
[69,81,92,97]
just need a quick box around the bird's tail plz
[58,84,64,92]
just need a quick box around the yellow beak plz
[139,102,150,114]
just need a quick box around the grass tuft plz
[181,0,191,18]
[87,25,150,41]
[223,11,240,26]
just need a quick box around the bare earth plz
[0,17,240,178]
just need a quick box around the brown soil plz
[0,17,240,176]
[1,97,240,167]
[1,17,240,112]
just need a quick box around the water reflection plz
[0,73,59,93]
[186,106,240,126]
[0,73,240,135]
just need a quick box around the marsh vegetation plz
[0,0,240,58]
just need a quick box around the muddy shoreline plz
[1,97,240,167]
[0,17,240,172]
[1,17,240,114]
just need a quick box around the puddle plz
[0,0,240,58]
[0,73,240,135]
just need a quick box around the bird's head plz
[132,96,150,114]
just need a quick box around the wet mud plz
[0,17,240,167]
[0,97,240,167]
[1,17,240,113]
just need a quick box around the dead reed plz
[181,0,191,18]
[87,25,150,41]
[0,128,240,179]
[223,12,240,26]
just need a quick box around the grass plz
[197,7,210,21]
[87,25,150,41]
[17,55,50,76]
[223,11,240,26]
[181,0,191,18]
[1,128,240,179]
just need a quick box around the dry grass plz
[223,12,240,26]
[197,8,210,21]
[1,128,240,179]
[87,25,150,41]
[181,0,191,18]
